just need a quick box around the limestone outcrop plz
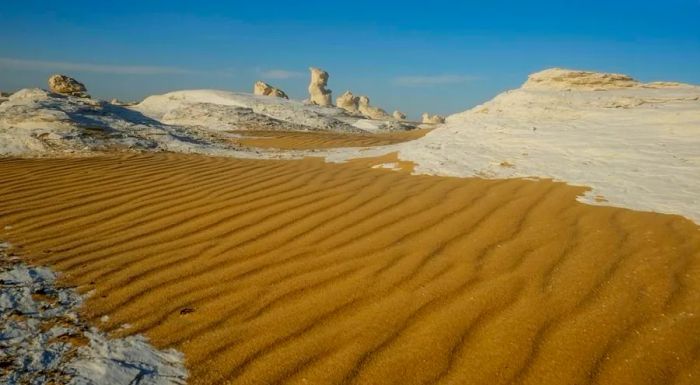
[308,67,332,106]
[422,113,445,124]
[392,110,406,120]
[336,91,359,113]
[523,68,639,91]
[358,96,390,120]
[253,81,288,99]
[48,74,89,98]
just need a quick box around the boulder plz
[421,113,445,124]
[336,91,359,113]
[358,96,390,120]
[392,110,406,120]
[48,74,89,98]
[253,81,289,99]
[307,67,332,106]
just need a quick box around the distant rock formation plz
[422,113,445,124]
[523,68,639,91]
[48,74,89,98]
[358,96,390,120]
[336,91,359,113]
[392,110,406,120]
[253,81,289,99]
[308,67,332,106]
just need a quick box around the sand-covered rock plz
[393,110,406,120]
[523,68,639,90]
[421,112,445,124]
[358,96,390,119]
[336,91,359,113]
[253,81,288,99]
[308,67,332,106]
[48,74,90,98]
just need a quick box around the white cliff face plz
[392,69,700,223]
[307,67,333,106]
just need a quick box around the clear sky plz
[1,0,699,119]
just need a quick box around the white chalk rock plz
[253,81,288,99]
[48,74,89,98]
[308,67,332,106]
[336,91,359,113]
[358,95,390,120]
[421,112,445,124]
[392,110,406,120]
[522,68,639,91]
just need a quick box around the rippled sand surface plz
[1,153,699,385]
[233,129,432,150]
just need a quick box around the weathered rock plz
[392,110,406,120]
[422,112,446,124]
[48,74,89,98]
[336,91,359,113]
[523,68,639,91]
[253,81,289,99]
[308,67,332,106]
[358,96,390,120]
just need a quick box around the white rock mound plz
[392,110,406,120]
[0,88,230,157]
[523,68,639,90]
[389,68,700,223]
[308,67,333,106]
[336,91,359,113]
[133,90,362,133]
[253,81,288,99]
[358,96,390,120]
[48,74,90,98]
[421,113,446,124]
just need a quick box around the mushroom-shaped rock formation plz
[358,96,390,120]
[421,112,446,124]
[253,81,289,99]
[48,74,89,98]
[336,91,359,113]
[307,67,332,106]
[392,110,406,120]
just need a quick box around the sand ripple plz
[0,153,698,385]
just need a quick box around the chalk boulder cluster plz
[48,74,90,98]
[421,112,446,124]
[253,81,288,99]
[306,67,416,122]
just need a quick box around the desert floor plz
[1,151,699,385]
[232,128,432,150]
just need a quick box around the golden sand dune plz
[233,129,432,150]
[1,153,699,385]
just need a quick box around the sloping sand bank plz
[1,153,699,385]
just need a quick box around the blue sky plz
[1,1,699,118]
